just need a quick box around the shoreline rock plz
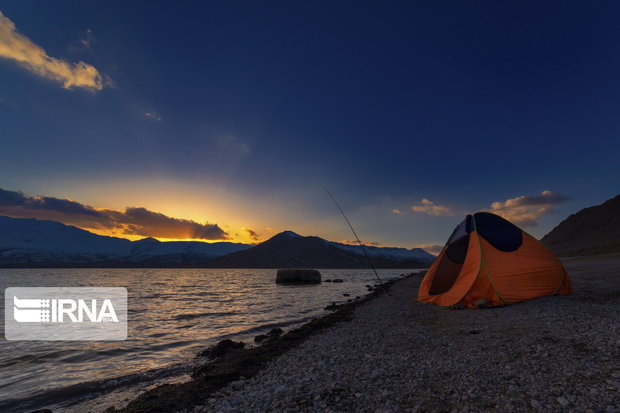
[196,339,245,360]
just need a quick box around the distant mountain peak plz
[136,237,160,243]
[276,230,303,239]
[410,247,433,254]
[208,230,434,269]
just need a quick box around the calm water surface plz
[0,268,415,412]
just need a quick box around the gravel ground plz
[198,256,620,413]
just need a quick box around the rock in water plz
[276,269,321,284]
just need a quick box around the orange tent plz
[418,212,571,308]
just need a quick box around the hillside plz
[541,194,620,256]
[207,231,435,269]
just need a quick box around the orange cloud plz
[0,12,103,91]
[242,227,260,241]
[0,188,228,240]
[340,240,381,246]
[412,198,452,216]
[485,190,569,227]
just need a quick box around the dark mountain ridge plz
[541,194,620,257]
[207,231,434,269]
[0,216,434,268]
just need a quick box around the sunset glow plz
[0,2,618,249]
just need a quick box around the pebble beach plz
[195,255,619,413]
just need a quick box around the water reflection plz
[0,268,414,411]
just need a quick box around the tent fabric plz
[418,212,572,308]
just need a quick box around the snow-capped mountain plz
[0,215,250,267]
[327,240,436,264]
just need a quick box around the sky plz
[0,1,619,251]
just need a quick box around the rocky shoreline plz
[113,255,619,412]
[109,273,414,413]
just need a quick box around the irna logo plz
[5,287,127,341]
[13,296,119,323]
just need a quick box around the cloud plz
[340,240,381,247]
[68,29,95,53]
[391,209,401,214]
[412,198,452,216]
[485,190,569,227]
[120,207,227,239]
[242,227,260,241]
[103,75,116,88]
[0,188,228,240]
[0,12,103,91]
[416,243,443,255]
[143,110,162,121]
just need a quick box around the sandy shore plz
[193,255,619,413]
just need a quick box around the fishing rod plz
[323,187,388,294]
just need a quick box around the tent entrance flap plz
[429,234,470,295]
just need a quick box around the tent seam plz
[451,232,483,306]
[473,214,510,305]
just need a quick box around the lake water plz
[0,268,416,412]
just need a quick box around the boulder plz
[268,328,283,337]
[332,278,344,283]
[197,339,245,359]
[254,328,283,343]
[276,269,321,284]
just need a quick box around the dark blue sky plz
[0,1,619,248]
